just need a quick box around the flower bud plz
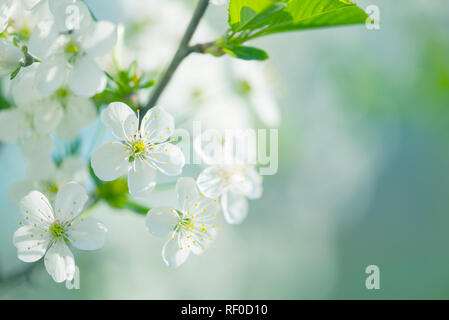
[0,39,22,77]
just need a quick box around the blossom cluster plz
[0,0,277,287]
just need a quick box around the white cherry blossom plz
[0,67,96,153]
[197,165,263,224]
[231,59,281,127]
[0,108,29,143]
[118,0,197,71]
[91,102,185,199]
[0,107,55,161]
[55,94,97,140]
[9,156,88,204]
[146,178,220,268]
[0,70,55,160]
[29,0,116,97]
[4,0,52,34]
[115,0,253,130]
[160,54,231,120]
[195,133,263,224]
[0,67,62,144]
[13,182,107,283]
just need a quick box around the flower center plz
[56,87,69,100]
[219,168,237,185]
[49,184,59,194]
[42,180,59,196]
[65,39,80,54]
[49,222,66,239]
[127,138,149,162]
[191,88,204,102]
[180,217,194,229]
[237,80,252,95]
[174,210,194,232]
[133,141,146,155]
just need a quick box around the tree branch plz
[140,0,210,119]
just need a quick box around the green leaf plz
[229,0,278,31]
[237,3,288,33]
[224,46,269,61]
[259,0,369,37]
[228,0,368,40]
[138,78,155,89]
[97,61,155,109]
[10,64,24,80]
[128,60,138,77]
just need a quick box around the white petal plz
[146,143,185,176]
[141,106,175,144]
[82,21,117,57]
[28,21,61,59]
[23,0,41,10]
[232,60,281,126]
[13,225,51,263]
[192,199,220,222]
[68,217,107,250]
[0,109,30,143]
[12,67,44,112]
[221,191,248,225]
[35,55,67,95]
[193,132,226,165]
[176,178,220,219]
[0,39,23,77]
[0,0,13,34]
[48,0,93,32]
[68,55,106,97]
[19,190,55,226]
[44,240,75,283]
[128,158,156,199]
[225,168,263,200]
[54,182,88,221]
[59,156,88,183]
[33,99,63,134]
[91,142,129,181]
[240,167,263,199]
[145,207,177,238]
[66,95,97,127]
[176,177,200,209]
[197,167,226,199]
[25,153,56,180]
[227,171,252,195]
[56,95,97,139]
[100,102,137,140]
[189,224,217,256]
[65,265,80,290]
[22,134,54,161]
[162,232,190,268]
[8,180,36,204]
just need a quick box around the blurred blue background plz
[1,0,449,299]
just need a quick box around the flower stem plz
[124,199,150,215]
[140,0,210,121]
